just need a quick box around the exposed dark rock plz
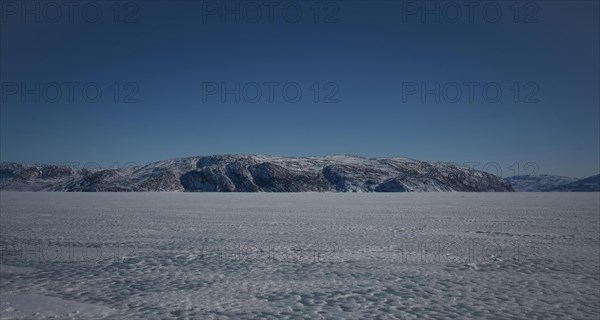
[0,155,515,192]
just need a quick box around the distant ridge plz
[505,174,600,192]
[0,155,513,192]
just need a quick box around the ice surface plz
[1,192,599,319]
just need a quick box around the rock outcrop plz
[0,155,514,192]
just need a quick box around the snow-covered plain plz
[1,192,599,319]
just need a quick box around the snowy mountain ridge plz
[505,174,600,192]
[0,155,513,192]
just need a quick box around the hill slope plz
[505,174,599,192]
[0,155,513,192]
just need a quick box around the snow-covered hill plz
[547,174,600,192]
[0,155,513,192]
[505,174,599,192]
[504,175,578,192]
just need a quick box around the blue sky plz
[1,1,598,177]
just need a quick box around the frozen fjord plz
[1,192,599,319]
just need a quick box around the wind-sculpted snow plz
[1,193,598,319]
[0,155,513,192]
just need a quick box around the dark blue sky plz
[1,1,598,177]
